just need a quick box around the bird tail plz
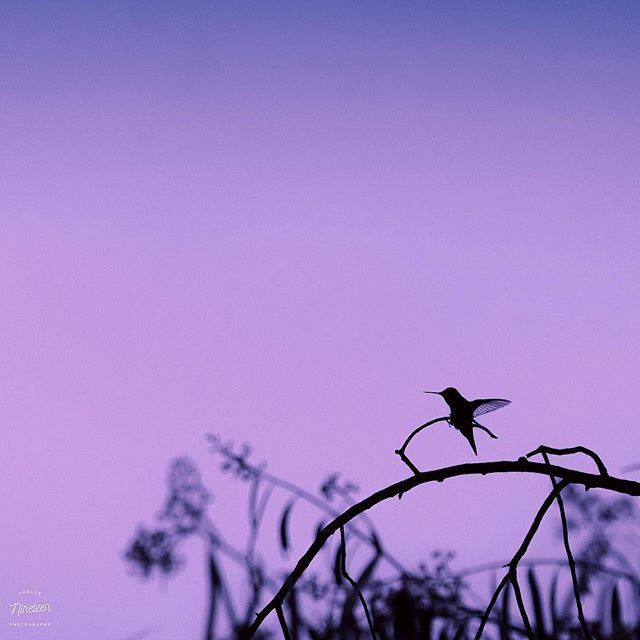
[461,427,478,455]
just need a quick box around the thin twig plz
[209,437,409,576]
[395,416,449,455]
[395,450,420,477]
[539,451,593,640]
[248,460,640,635]
[395,415,449,481]
[339,526,378,640]
[474,573,510,639]
[526,445,609,477]
[510,574,534,640]
[474,481,570,639]
[202,525,330,634]
[462,604,528,637]
[459,557,640,587]
[276,605,292,640]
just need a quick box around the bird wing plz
[471,398,511,417]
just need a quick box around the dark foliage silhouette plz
[125,410,640,639]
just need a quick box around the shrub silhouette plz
[125,435,640,639]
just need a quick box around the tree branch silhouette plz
[276,605,292,640]
[248,458,640,636]
[338,526,379,640]
[459,556,640,588]
[395,416,450,475]
[531,448,594,639]
[510,573,534,639]
[474,480,570,640]
[526,444,609,477]
[208,435,410,576]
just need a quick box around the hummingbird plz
[424,387,510,455]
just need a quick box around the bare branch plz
[209,436,409,575]
[248,460,640,635]
[395,416,449,477]
[395,416,450,456]
[475,480,570,640]
[395,449,420,477]
[338,526,378,640]
[526,445,609,477]
[510,574,534,639]
[538,451,593,640]
[460,557,640,588]
[474,573,510,639]
[276,605,292,640]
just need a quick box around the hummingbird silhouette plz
[425,387,510,455]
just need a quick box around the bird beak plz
[424,391,440,395]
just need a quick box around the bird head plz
[424,387,463,403]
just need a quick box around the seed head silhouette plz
[425,387,510,455]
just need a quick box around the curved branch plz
[539,451,592,639]
[395,416,449,476]
[208,437,409,575]
[475,480,570,640]
[338,526,378,640]
[248,459,640,635]
[396,416,450,456]
[526,445,609,477]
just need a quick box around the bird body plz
[425,387,510,455]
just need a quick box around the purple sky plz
[2,2,640,638]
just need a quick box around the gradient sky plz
[2,2,640,639]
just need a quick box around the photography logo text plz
[8,590,52,629]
